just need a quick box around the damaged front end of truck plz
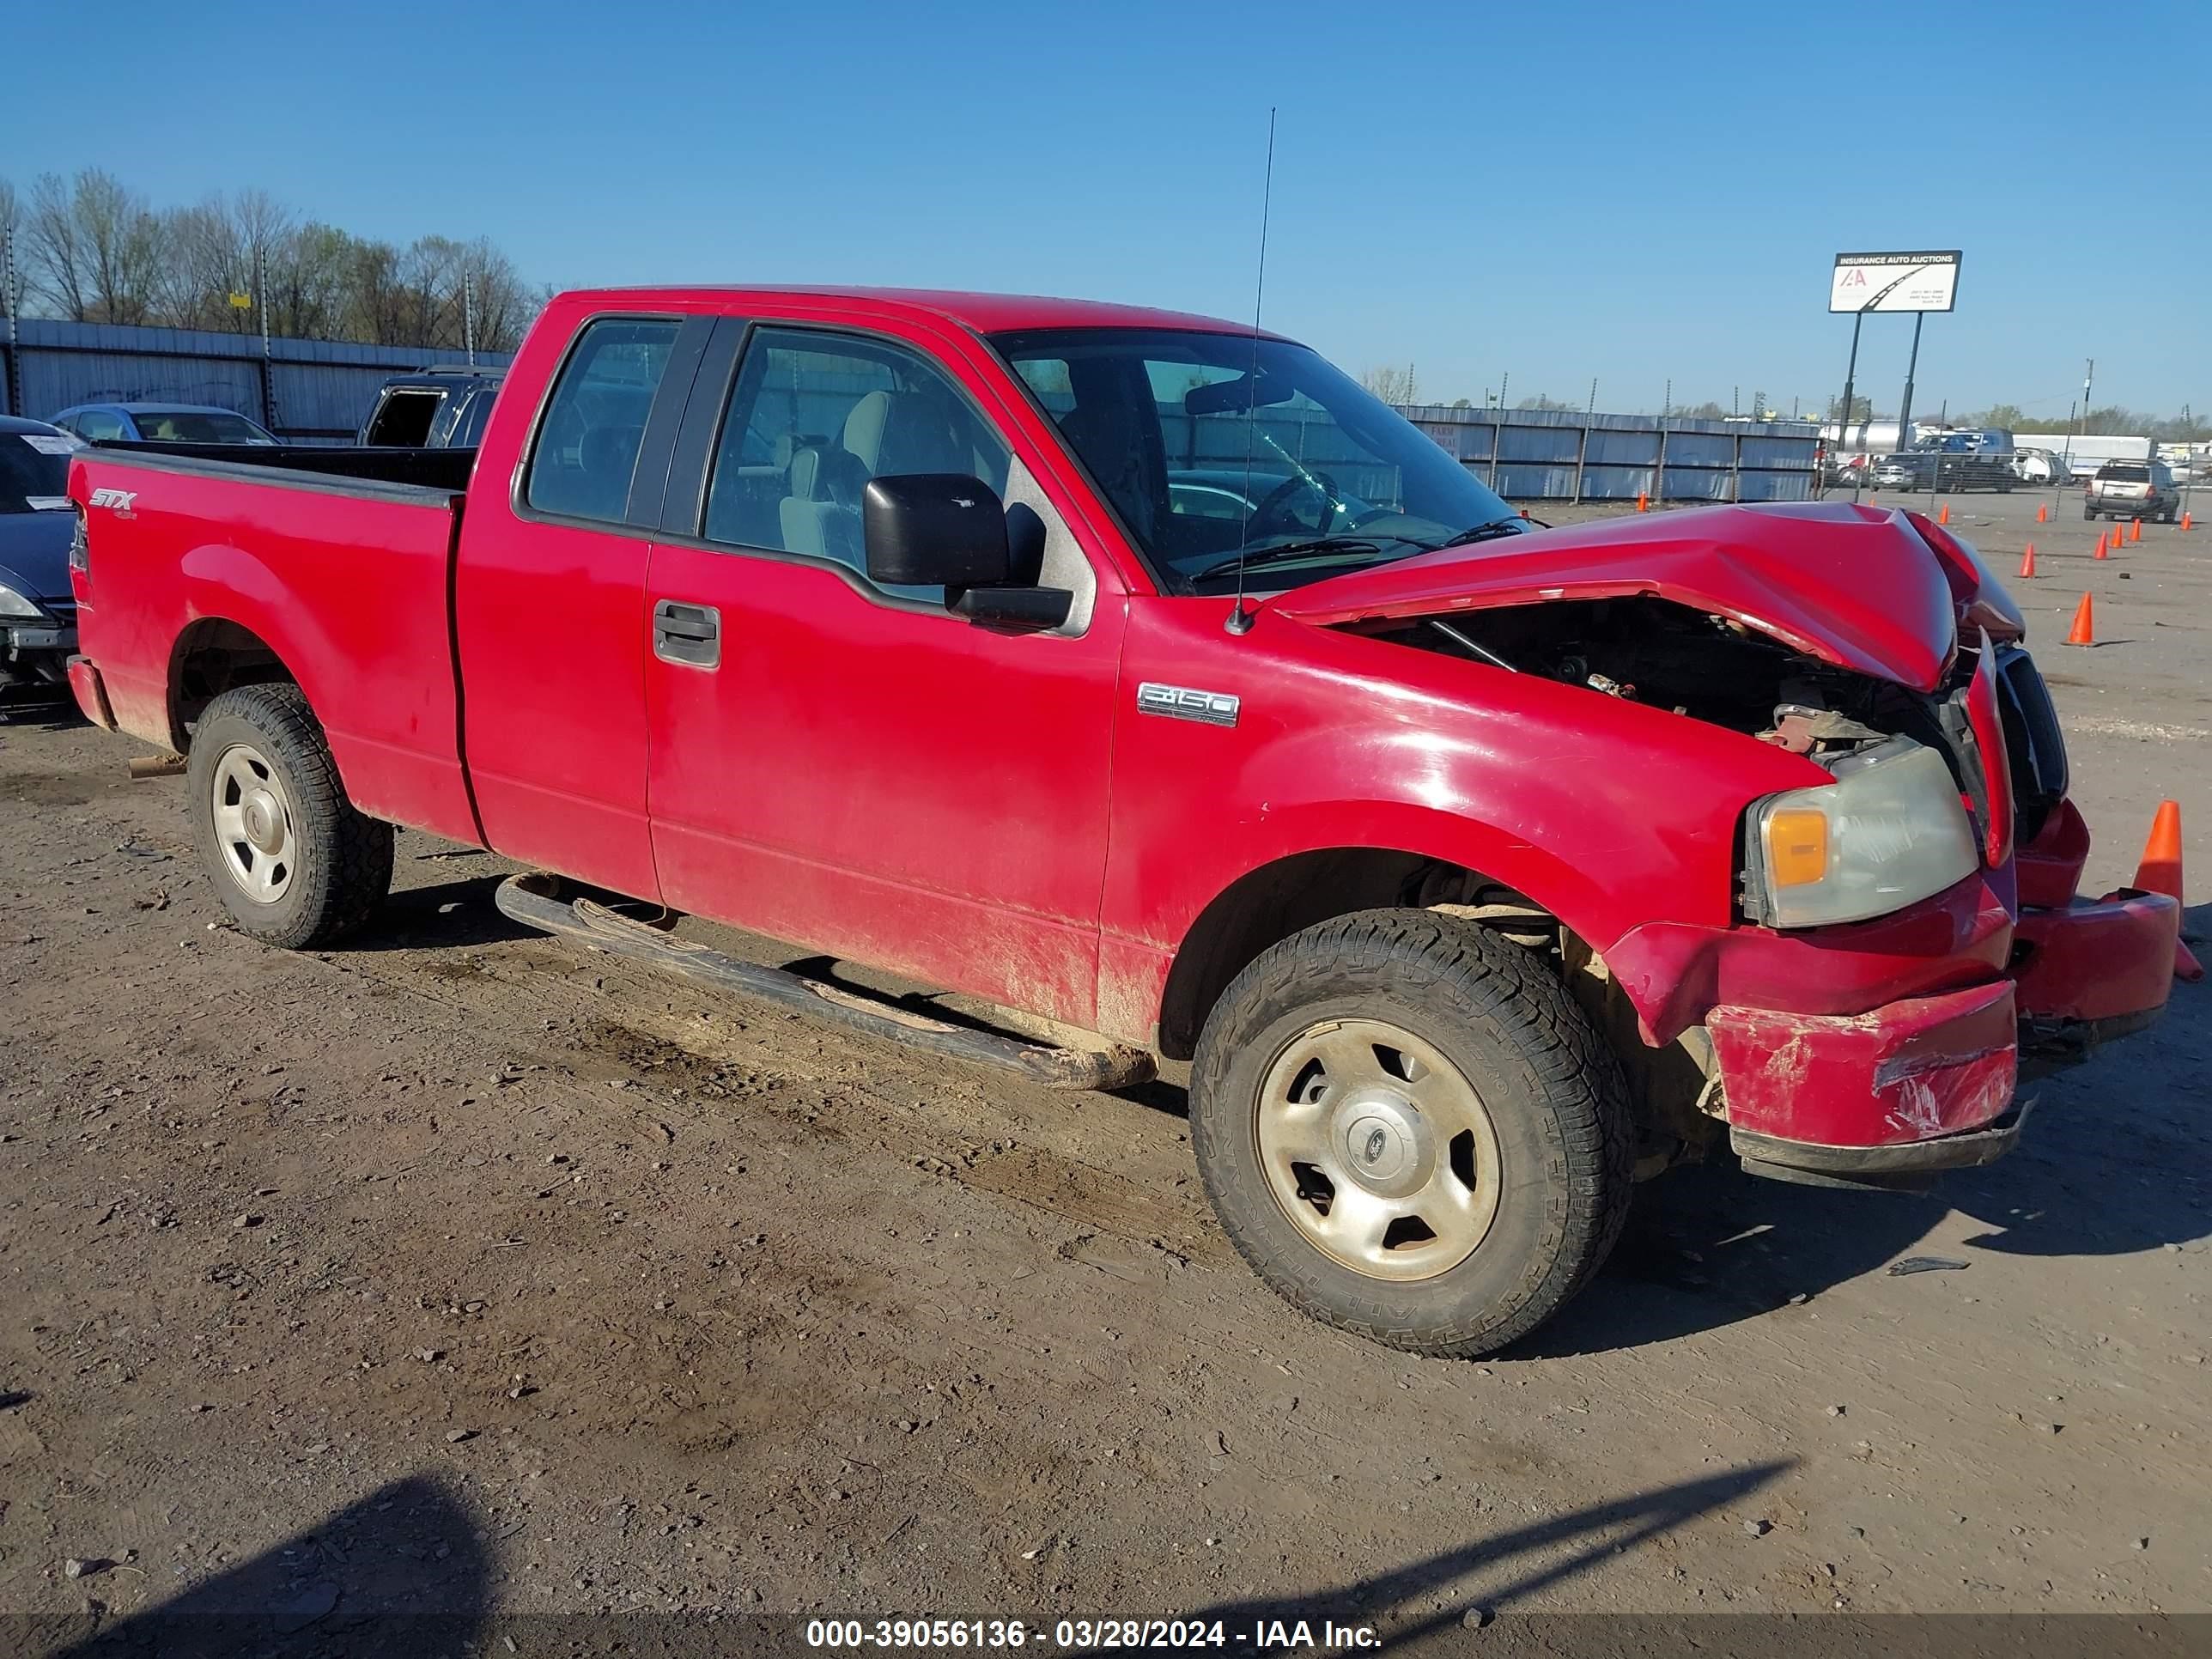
[1273,500,2179,1189]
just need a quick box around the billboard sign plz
[1829,251,1961,313]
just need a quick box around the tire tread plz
[187,684,392,949]
[1189,908,1632,1358]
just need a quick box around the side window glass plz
[525,318,681,524]
[702,328,1011,587]
[78,411,126,442]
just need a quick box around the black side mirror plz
[862,474,1073,630]
[862,474,1012,588]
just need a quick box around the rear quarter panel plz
[70,453,478,842]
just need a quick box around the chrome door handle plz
[653,599,720,669]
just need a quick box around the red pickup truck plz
[64,286,2178,1356]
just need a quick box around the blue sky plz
[9,0,2204,420]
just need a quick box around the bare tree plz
[22,173,92,320]
[1360,363,1419,405]
[64,171,164,325]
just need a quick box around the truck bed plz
[93,441,477,494]
[70,442,483,843]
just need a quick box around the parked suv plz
[356,366,507,448]
[2084,459,2179,522]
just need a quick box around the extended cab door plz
[453,309,712,897]
[641,316,1126,1027]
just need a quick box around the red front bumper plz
[1696,803,2176,1181]
[1709,980,2021,1171]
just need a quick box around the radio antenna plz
[1225,106,1277,637]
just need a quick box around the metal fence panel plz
[1,317,514,440]
[1400,404,1818,503]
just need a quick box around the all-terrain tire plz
[186,684,393,948]
[1189,908,1634,1358]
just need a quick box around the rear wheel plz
[187,684,393,947]
[1189,909,1632,1358]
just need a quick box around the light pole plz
[1832,308,1865,497]
[2061,358,2092,511]
[1895,310,1924,461]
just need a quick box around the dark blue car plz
[0,416,82,704]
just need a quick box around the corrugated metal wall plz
[1396,404,1821,502]
[0,319,514,441]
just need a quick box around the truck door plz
[454,312,712,897]
[641,318,1125,1027]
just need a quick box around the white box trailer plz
[2017,433,2152,480]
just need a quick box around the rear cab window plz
[525,319,684,524]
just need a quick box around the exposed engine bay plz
[1367,594,1960,771]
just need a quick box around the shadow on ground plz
[349,872,534,952]
[1191,1460,1789,1638]
[26,1474,487,1659]
[1526,973,2210,1357]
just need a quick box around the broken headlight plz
[1746,738,1979,928]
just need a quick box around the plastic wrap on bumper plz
[1708,979,2017,1154]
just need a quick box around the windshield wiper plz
[1425,516,1533,551]
[1188,537,1389,584]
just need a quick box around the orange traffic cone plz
[1937,502,1951,526]
[2063,592,2094,646]
[2094,532,2108,559]
[2018,543,2037,578]
[2131,800,2204,982]
[1636,490,1649,513]
[2036,502,2049,523]
[2183,511,2194,531]
[2130,517,2142,543]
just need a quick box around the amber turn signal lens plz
[1765,809,1830,888]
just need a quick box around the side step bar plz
[494,876,1156,1092]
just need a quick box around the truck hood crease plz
[1266,501,1960,693]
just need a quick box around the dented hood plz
[1267,501,1960,692]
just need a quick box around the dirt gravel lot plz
[1,487,2206,1652]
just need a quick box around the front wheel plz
[187,683,394,948]
[1189,910,1633,1358]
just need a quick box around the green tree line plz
[0,169,542,354]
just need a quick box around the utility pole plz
[1927,398,1946,514]
[2182,402,2195,524]
[1,222,19,417]
[255,245,280,437]
[463,271,477,369]
[2063,359,2092,508]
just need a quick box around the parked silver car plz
[2083,459,2179,522]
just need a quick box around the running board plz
[494,876,1156,1091]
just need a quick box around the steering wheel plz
[1249,470,1344,538]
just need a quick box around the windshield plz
[131,410,276,444]
[2097,464,2148,481]
[1,431,74,514]
[994,328,1517,592]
